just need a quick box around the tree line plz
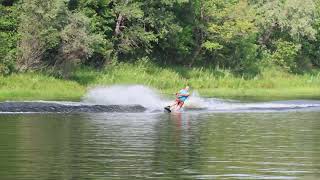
[1,0,320,77]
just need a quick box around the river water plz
[1,86,320,179]
[0,110,320,179]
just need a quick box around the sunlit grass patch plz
[0,64,319,101]
[0,73,85,101]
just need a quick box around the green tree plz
[256,0,317,46]
[141,0,189,63]
[0,1,18,74]
[186,0,258,72]
[1,0,320,76]
[75,0,114,67]
[255,0,318,72]
[269,39,301,72]
[54,12,107,77]
[17,0,105,76]
[17,0,68,70]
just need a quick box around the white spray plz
[82,85,209,110]
[82,85,169,109]
[184,91,208,108]
[81,85,320,112]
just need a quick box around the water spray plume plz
[82,85,168,109]
[82,85,320,112]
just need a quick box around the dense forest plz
[1,0,320,77]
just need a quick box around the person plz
[167,86,190,111]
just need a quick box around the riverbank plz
[0,73,85,101]
[1,63,320,101]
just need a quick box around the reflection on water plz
[0,112,320,179]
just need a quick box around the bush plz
[0,5,18,75]
[269,39,301,72]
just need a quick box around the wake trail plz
[1,85,320,113]
[82,85,320,112]
[82,85,170,111]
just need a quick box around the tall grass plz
[1,61,320,101]
[0,73,85,101]
[71,61,320,100]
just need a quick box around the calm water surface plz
[0,112,319,179]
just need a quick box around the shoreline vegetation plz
[2,1,320,102]
[1,63,319,102]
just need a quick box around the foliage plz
[0,4,18,74]
[0,0,320,76]
[17,0,69,70]
[54,12,106,77]
[256,0,317,42]
[268,39,301,72]
[16,0,108,77]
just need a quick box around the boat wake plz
[0,102,146,113]
[1,85,320,113]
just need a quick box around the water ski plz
[164,106,171,113]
